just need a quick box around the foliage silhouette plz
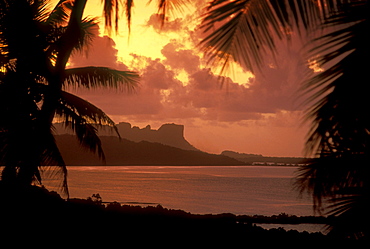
[1,189,362,247]
[200,0,369,239]
[0,0,139,195]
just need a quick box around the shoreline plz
[84,196,328,234]
[1,185,364,246]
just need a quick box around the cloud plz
[67,27,307,126]
[61,6,312,156]
[161,40,200,74]
[146,14,185,33]
[69,34,128,70]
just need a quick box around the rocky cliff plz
[115,122,198,151]
[54,122,198,151]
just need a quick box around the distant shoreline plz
[64,164,302,167]
[56,135,312,166]
[2,186,362,246]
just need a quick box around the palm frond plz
[0,0,49,74]
[326,191,369,238]
[59,113,106,162]
[328,193,363,216]
[55,91,120,161]
[200,0,284,73]
[64,66,139,91]
[200,0,322,73]
[149,0,190,24]
[272,0,321,33]
[54,0,88,72]
[37,128,69,197]
[44,1,98,55]
[102,0,121,34]
[294,5,370,234]
[74,16,100,52]
[32,0,51,23]
[302,1,369,155]
[296,155,368,210]
[0,119,69,196]
[46,0,71,26]
[126,0,133,33]
[58,91,118,130]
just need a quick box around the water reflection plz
[45,166,312,216]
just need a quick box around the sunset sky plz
[68,0,318,157]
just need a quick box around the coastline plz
[0,185,364,247]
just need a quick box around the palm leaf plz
[44,14,98,64]
[0,0,50,74]
[55,91,120,161]
[73,16,100,52]
[64,66,139,91]
[102,0,121,34]
[0,117,69,196]
[58,90,118,129]
[126,0,133,33]
[46,0,71,26]
[200,0,276,72]
[302,1,369,156]
[53,0,89,73]
[326,191,369,238]
[200,0,321,73]
[31,0,51,23]
[37,128,69,197]
[149,0,190,24]
[296,155,368,210]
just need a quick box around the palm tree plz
[0,0,187,196]
[0,0,139,196]
[200,0,369,238]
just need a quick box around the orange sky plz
[68,0,317,157]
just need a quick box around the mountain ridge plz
[221,150,311,166]
[54,122,310,166]
[54,122,198,151]
[56,135,244,166]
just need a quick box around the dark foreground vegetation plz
[0,185,366,248]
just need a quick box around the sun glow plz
[308,59,324,73]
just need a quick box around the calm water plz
[58,166,315,216]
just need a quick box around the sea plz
[46,165,328,233]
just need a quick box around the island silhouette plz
[54,122,310,166]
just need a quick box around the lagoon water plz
[61,166,315,216]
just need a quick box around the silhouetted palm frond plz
[298,0,369,198]
[55,91,120,161]
[296,0,369,238]
[102,0,120,33]
[37,130,69,196]
[73,16,100,52]
[101,0,190,33]
[59,91,118,129]
[296,155,368,210]
[46,0,71,26]
[326,189,369,238]
[201,0,369,238]
[150,0,190,24]
[0,0,139,194]
[200,0,320,73]
[64,66,139,91]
